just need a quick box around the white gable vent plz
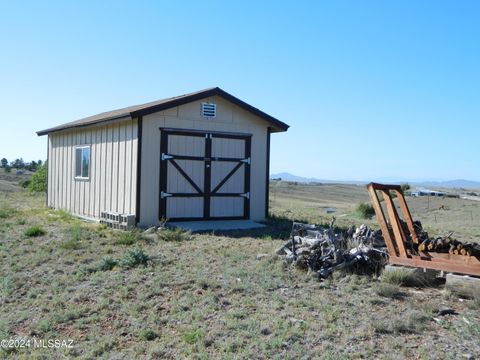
[201,103,216,118]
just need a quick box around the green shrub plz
[381,267,431,287]
[374,282,403,299]
[60,225,82,249]
[355,202,375,219]
[121,248,150,268]
[382,268,412,285]
[157,227,192,242]
[28,163,47,192]
[60,239,81,250]
[183,329,204,345]
[97,256,118,271]
[140,329,158,341]
[36,320,52,334]
[115,231,142,246]
[24,225,46,237]
[19,179,31,188]
[372,311,429,334]
[0,208,16,219]
[54,210,75,223]
[400,183,411,194]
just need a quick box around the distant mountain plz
[270,172,366,185]
[270,172,318,182]
[270,173,480,189]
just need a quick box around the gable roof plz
[37,87,289,136]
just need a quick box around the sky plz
[1,1,479,181]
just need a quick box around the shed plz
[37,87,289,227]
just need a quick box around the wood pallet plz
[367,182,480,277]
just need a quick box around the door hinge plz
[240,192,250,199]
[161,153,173,161]
[161,191,172,199]
[240,157,251,165]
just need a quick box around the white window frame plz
[74,145,91,180]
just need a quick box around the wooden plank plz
[367,184,398,257]
[390,256,480,277]
[394,189,419,244]
[381,189,408,258]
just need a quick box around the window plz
[75,146,90,179]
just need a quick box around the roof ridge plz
[37,87,288,135]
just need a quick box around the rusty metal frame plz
[367,182,480,277]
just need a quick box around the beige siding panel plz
[112,125,119,213]
[140,96,270,225]
[93,128,100,217]
[65,133,71,211]
[139,116,164,224]
[211,137,245,158]
[166,161,201,193]
[46,117,137,220]
[62,135,68,210]
[49,135,55,207]
[129,121,138,215]
[69,132,75,213]
[105,125,113,212]
[49,135,53,207]
[47,136,52,207]
[90,129,98,216]
[100,127,108,214]
[119,124,127,214]
[123,123,130,214]
[83,131,89,215]
[58,135,63,209]
[211,162,244,194]
[168,135,205,156]
[79,133,86,216]
[51,135,56,208]
[54,135,60,209]
[62,134,68,210]
[210,197,244,217]
[167,198,203,218]
[74,132,79,214]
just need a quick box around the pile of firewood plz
[418,235,480,256]
[276,220,388,278]
[410,221,479,256]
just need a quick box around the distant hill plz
[412,179,480,189]
[270,172,480,189]
[270,172,366,185]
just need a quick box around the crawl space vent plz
[201,103,216,118]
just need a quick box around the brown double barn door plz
[159,129,251,221]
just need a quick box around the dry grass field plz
[270,181,480,242]
[1,173,479,359]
